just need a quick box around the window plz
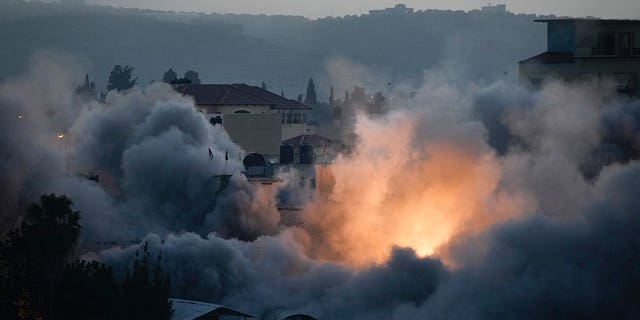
[234,109,250,114]
[285,110,292,123]
[292,111,301,123]
[596,32,616,55]
[617,32,634,56]
[529,77,543,89]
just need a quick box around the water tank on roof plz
[300,144,314,165]
[280,145,294,164]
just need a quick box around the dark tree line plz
[75,73,97,100]
[0,194,172,320]
[162,68,201,85]
[107,65,137,92]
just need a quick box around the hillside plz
[0,1,548,98]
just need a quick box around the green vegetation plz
[107,65,138,92]
[0,1,546,96]
[0,194,172,320]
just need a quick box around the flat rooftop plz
[535,18,640,23]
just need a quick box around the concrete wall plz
[548,21,576,52]
[282,123,309,140]
[223,113,282,156]
[574,21,640,57]
[196,104,312,153]
[199,104,271,114]
[519,57,640,94]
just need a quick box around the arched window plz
[234,110,250,114]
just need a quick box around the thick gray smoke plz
[408,161,640,319]
[101,232,445,319]
[2,52,640,319]
[0,51,279,241]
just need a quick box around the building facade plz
[369,4,414,16]
[481,4,506,14]
[520,19,640,95]
[175,84,312,158]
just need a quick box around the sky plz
[84,0,640,19]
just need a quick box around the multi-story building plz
[481,4,506,14]
[369,4,414,16]
[175,83,311,159]
[520,19,640,95]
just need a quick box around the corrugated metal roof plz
[175,84,311,110]
[170,298,254,320]
[261,308,317,320]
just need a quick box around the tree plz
[0,247,39,320]
[261,81,268,90]
[370,91,387,114]
[351,86,367,104]
[344,90,351,106]
[170,78,192,85]
[184,70,201,84]
[304,78,318,105]
[297,94,303,103]
[329,85,335,106]
[162,68,177,84]
[281,90,285,97]
[1,194,81,319]
[121,242,172,320]
[75,73,97,100]
[54,261,120,320]
[107,65,137,92]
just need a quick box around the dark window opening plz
[529,77,543,89]
[617,32,634,56]
[596,32,616,55]
[234,110,250,114]
[210,116,222,126]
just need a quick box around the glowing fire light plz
[17,114,23,120]
[58,133,64,139]
[300,112,525,267]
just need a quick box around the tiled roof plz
[282,134,335,147]
[519,51,575,64]
[175,83,311,110]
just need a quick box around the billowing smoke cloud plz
[101,231,445,319]
[3,52,640,319]
[0,51,280,241]
[403,161,640,319]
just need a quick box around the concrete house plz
[176,84,312,159]
[519,19,640,95]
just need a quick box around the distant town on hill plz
[0,1,552,98]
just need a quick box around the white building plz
[369,4,414,16]
[481,4,506,14]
